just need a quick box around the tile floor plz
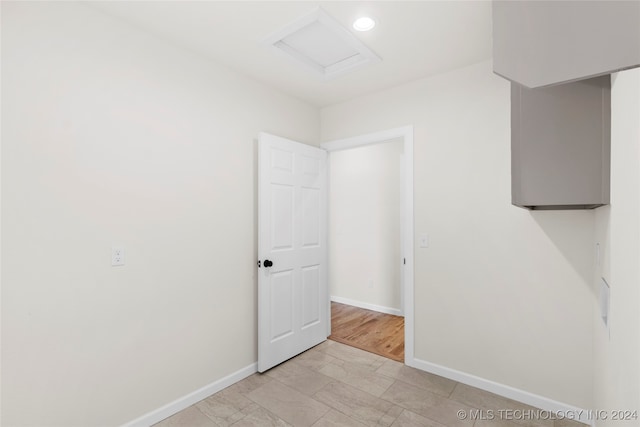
[154,341,584,427]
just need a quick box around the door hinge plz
[403,258,406,265]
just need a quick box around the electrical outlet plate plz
[112,247,125,267]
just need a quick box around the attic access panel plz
[263,8,381,80]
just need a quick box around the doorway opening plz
[321,126,414,364]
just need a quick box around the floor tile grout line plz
[274,344,464,425]
[320,405,372,427]
[375,377,493,427]
[243,378,333,427]
[268,368,336,397]
[306,344,453,410]
[448,380,460,398]
[380,402,404,426]
[192,397,255,427]
[311,380,403,427]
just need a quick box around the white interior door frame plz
[321,125,414,364]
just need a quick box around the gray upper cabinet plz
[511,76,610,210]
[493,1,640,88]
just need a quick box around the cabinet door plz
[511,76,610,209]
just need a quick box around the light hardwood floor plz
[328,302,404,362]
[155,341,583,427]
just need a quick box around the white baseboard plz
[331,296,403,317]
[406,357,591,426]
[121,363,258,427]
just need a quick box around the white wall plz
[329,139,403,313]
[5,2,637,423]
[1,3,319,426]
[592,69,640,425]
[321,61,595,409]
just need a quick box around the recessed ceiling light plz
[353,17,376,32]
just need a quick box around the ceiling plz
[89,1,493,107]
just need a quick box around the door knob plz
[263,259,273,268]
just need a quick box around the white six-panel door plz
[258,133,328,372]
